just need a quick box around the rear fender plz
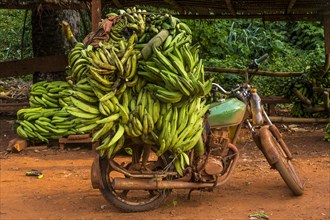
[91,154,105,189]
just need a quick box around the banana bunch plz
[16,107,79,142]
[286,67,330,117]
[17,79,103,142]
[115,7,146,38]
[17,80,86,142]
[140,40,212,103]
[29,81,72,108]
[155,98,209,176]
[290,103,305,118]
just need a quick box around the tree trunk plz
[31,9,80,83]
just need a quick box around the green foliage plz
[0,9,33,61]
[184,19,325,96]
[0,8,325,98]
[286,21,324,50]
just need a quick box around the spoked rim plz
[260,126,304,196]
[106,156,169,205]
[272,135,305,195]
[99,147,173,212]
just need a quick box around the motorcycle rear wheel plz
[259,126,304,196]
[99,148,172,212]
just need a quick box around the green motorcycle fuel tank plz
[208,98,246,128]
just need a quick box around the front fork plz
[247,107,293,161]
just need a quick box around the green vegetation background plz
[0,9,325,97]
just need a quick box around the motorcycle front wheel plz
[99,147,173,212]
[259,126,304,196]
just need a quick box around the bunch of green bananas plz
[29,81,72,108]
[17,8,210,175]
[17,79,105,142]
[16,106,78,143]
[286,67,330,117]
[67,8,211,174]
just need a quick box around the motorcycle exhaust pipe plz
[112,178,218,190]
[113,143,239,191]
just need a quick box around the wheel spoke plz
[259,126,304,196]
[121,190,129,197]
[99,148,174,211]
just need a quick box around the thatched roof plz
[0,0,329,21]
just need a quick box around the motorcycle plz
[90,54,304,212]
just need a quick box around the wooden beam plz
[269,116,329,123]
[0,2,85,10]
[112,0,122,8]
[225,0,236,15]
[286,0,297,14]
[323,15,330,73]
[164,0,184,14]
[0,55,67,78]
[261,96,291,104]
[176,13,322,21]
[204,67,303,77]
[92,0,101,32]
[0,102,30,113]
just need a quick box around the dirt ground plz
[0,115,329,220]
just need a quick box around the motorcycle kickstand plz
[187,189,198,200]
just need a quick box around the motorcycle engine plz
[194,129,230,182]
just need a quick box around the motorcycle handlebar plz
[212,83,230,95]
[212,83,241,95]
[248,53,269,69]
[255,53,269,65]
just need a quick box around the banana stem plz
[61,20,78,47]
[292,88,312,105]
[141,29,169,60]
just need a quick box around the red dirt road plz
[0,119,329,219]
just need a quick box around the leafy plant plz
[0,9,33,61]
[184,19,325,96]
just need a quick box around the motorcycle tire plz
[99,148,173,212]
[259,125,304,196]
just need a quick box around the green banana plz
[70,96,100,114]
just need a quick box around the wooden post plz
[325,15,330,57]
[324,15,330,72]
[92,0,101,32]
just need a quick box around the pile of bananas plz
[17,8,210,175]
[16,107,78,142]
[67,8,212,174]
[286,66,330,118]
[16,80,98,142]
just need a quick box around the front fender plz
[255,126,280,165]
